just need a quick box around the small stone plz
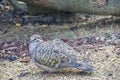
[41,24,48,28]
[21,53,26,57]
[111,34,116,41]
[96,37,100,40]
[19,57,30,62]
[91,37,96,43]
[7,51,13,55]
[9,78,13,80]
[7,56,17,61]
[106,55,109,58]
[108,73,113,76]
[100,36,106,42]
[84,37,92,43]
[5,5,10,10]
[0,53,3,58]
[2,43,9,49]
[111,58,117,62]
[18,70,30,77]
[3,29,8,34]
[16,23,21,27]
[61,38,70,43]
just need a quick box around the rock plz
[108,71,113,76]
[0,52,3,58]
[7,56,17,61]
[41,24,48,28]
[15,23,21,27]
[9,78,13,80]
[18,70,30,77]
[100,36,106,42]
[2,43,9,49]
[19,57,30,62]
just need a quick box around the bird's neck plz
[29,41,42,53]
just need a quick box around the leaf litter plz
[0,0,120,80]
[0,31,120,80]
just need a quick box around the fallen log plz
[8,0,120,16]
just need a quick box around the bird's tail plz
[70,62,94,72]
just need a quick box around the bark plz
[8,0,120,16]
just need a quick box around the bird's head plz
[29,35,43,55]
[30,34,43,41]
[29,34,44,45]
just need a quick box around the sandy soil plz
[0,13,120,80]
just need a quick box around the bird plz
[89,0,108,7]
[29,35,94,73]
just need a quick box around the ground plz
[0,45,119,80]
[0,13,120,80]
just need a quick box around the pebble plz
[100,36,106,42]
[41,24,48,28]
[9,78,13,80]
[19,57,30,62]
[7,56,17,61]
[108,73,113,76]
[84,36,96,43]
[2,43,9,49]
[0,53,3,58]
[15,23,21,27]
[18,70,30,77]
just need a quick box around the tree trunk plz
[8,0,120,16]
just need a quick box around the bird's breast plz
[33,44,60,68]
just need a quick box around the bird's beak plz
[27,40,32,45]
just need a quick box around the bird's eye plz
[33,38,37,41]
[34,38,37,40]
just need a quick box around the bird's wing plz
[31,41,61,68]
[51,39,78,68]
[52,39,79,56]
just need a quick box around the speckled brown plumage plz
[29,35,93,72]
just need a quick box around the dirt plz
[0,12,120,80]
[0,38,120,80]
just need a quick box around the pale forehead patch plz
[30,35,42,40]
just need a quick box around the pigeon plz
[29,35,94,72]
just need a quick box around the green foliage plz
[95,26,100,36]
[109,23,114,35]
